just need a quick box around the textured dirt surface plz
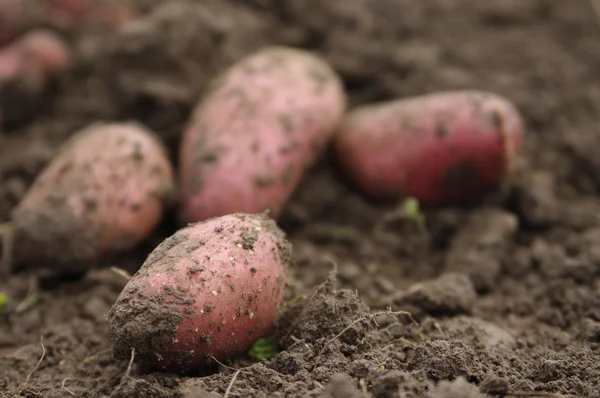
[2,0,600,397]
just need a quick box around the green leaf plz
[0,293,6,309]
[401,196,425,230]
[249,338,279,361]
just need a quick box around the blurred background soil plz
[1,0,600,397]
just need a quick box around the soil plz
[1,0,600,397]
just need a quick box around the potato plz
[107,212,291,373]
[48,0,138,30]
[178,46,347,224]
[0,0,23,46]
[0,28,70,82]
[0,0,137,45]
[10,122,175,274]
[0,29,70,128]
[333,90,525,206]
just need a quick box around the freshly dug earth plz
[2,0,600,397]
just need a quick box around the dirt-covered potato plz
[107,212,291,373]
[178,45,347,224]
[10,121,175,274]
[333,90,525,206]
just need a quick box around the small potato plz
[179,46,347,224]
[10,122,175,274]
[333,90,525,206]
[0,0,24,46]
[0,29,71,128]
[0,28,70,82]
[107,212,291,373]
[48,0,138,29]
[0,0,137,45]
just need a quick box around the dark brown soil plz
[2,0,600,397]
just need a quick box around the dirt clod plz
[318,373,366,398]
[393,272,477,316]
[445,207,518,292]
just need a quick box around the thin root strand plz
[223,369,241,398]
[123,348,135,379]
[19,335,46,394]
[110,266,133,281]
[61,378,76,396]
[316,309,422,359]
[210,356,238,372]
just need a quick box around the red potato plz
[0,28,70,82]
[0,28,70,128]
[8,122,175,275]
[179,46,347,224]
[0,0,24,46]
[0,0,137,45]
[107,212,291,373]
[48,0,138,30]
[332,90,525,206]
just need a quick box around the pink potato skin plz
[179,46,347,224]
[107,213,290,373]
[0,28,70,83]
[48,0,138,29]
[0,0,23,46]
[333,90,525,206]
[0,29,70,129]
[0,0,137,45]
[11,122,175,274]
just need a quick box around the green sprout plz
[401,196,425,231]
[249,337,280,361]
[0,293,6,310]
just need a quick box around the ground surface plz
[1,0,600,397]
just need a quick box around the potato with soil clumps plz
[179,46,347,224]
[107,212,291,373]
[333,90,525,206]
[8,122,174,275]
